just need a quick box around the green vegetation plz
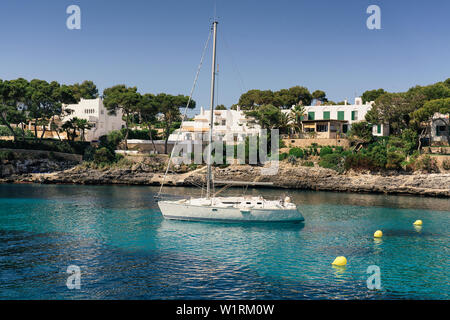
[301,160,314,167]
[0,139,90,155]
[312,90,327,103]
[319,146,333,157]
[361,89,386,104]
[279,152,288,161]
[0,78,84,142]
[0,150,15,161]
[93,147,116,165]
[287,155,297,165]
[1,78,194,155]
[238,86,316,109]
[288,147,305,159]
[2,75,448,175]
[0,126,34,138]
[442,159,450,170]
[348,121,374,143]
[414,154,438,173]
[319,153,345,173]
[337,78,450,172]
[366,79,450,138]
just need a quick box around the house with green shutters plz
[284,97,389,138]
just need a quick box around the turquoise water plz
[0,183,448,299]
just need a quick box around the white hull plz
[158,200,305,223]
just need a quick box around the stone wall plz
[283,138,350,148]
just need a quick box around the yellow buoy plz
[413,220,423,226]
[332,256,347,266]
[374,230,383,238]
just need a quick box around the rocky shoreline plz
[1,158,449,197]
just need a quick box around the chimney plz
[237,105,240,112]
[200,106,204,115]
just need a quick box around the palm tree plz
[290,104,306,136]
[74,118,93,142]
[278,112,293,135]
[62,119,77,141]
[50,117,62,141]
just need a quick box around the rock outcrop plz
[1,158,78,180]
[2,160,449,197]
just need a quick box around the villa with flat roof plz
[169,106,261,144]
[25,98,125,141]
[284,97,389,137]
[169,97,389,145]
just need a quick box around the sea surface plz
[0,183,448,300]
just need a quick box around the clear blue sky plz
[1,0,449,115]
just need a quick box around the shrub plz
[279,152,288,161]
[0,150,15,161]
[301,161,314,167]
[348,121,374,142]
[308,144,319,156]
[94,147,115,164]
[319,146,333,157]
[99,130,124,152]
[362,142,387,169]
[0,126,11,136]
[386,148,406,170]
[415,155,438,173]
[334,146,344,154]
[123,128,160,140]
[345,153,377,171]
[319,153,344,172]
[402,151,420,171]
[400,129,418,154]
[0,139,89,155]
[442,159,450,170]
[287,155,297,165]
[0,126,33,137]
[83,145,96,161]
[115,153,124,162]
[289,147,304,159]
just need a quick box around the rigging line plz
[220,32,247,95]
[215,60,219,108]
[158,27,213,196]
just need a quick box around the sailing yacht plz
[157,21,304,223]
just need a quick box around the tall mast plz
[206,21,218,199]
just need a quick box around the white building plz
[284,97,389,136]
[430,113,449,144]
[62,98,124,141]
[170,97,388,143]
[169,106,261,144]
